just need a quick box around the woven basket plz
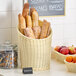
[53,50,76,63]
[17,21,52,71]
[64,60,76,73]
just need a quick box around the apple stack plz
[55,45,76,55]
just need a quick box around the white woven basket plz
[53,50,76,63]
[64,60,76,73]
[17,21,52,71]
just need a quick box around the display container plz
[0,41,17,69]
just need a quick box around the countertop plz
[0,59,76,76]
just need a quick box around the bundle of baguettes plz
[18,3,51,39]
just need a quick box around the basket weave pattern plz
[17,27,52,71]
[64,60,76,73]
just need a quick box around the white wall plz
[0,0,23,44]
[0,0,76,47]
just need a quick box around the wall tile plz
[12,11,22,27]
[0,0,12,11]
[52,24,63,40]
[11,27,18,44]
[52,39,63,47]
[52,17,65,25]
[0,28,11,44]
[63,24,76,39]
[0,12,11,28]
[63,39,76,46]
[66,0,76,9]
[12,0,23,11]
[65,9,76,24]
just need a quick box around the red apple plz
[60,47,69,55]
[58,46,67,52]
[54,46,60,52]
[74,48,76,54]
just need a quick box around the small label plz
[23,67,33,74]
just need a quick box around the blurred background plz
[0,0,76,47]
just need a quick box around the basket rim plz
[64,60,76,64]
[53,50,76,57]
[17,25,52,40]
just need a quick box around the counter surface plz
[0,59,76,76]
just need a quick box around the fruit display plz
[64,56,76,73]
[54,45,76,55]
[53,45,76,63]
[66,56,76,63]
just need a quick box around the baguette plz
[32,26,41,39]
[22,3,29,18]
[30,8,36,16]
[47,24,51,37]
[26,15,32,28]
[38,20,43,27]
[32,10,39,27]
[24,27,35,39]
[18,14,26,34]
[40,20,50,39]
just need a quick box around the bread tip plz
[43,20,47,22]
[18,13,22,17]
[30,7,36,16]
[30,7,36,11]
[24,3,29,9]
